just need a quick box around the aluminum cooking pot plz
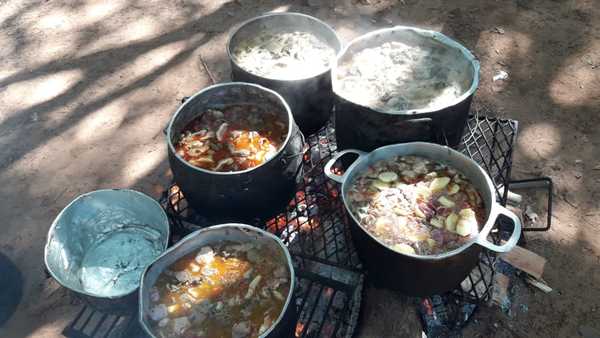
[228,12,342,135]
[139,223,297,338]
[324,142,520,296]
[44,189,170,312]
[332,26,480,150]
[166,82,304,221]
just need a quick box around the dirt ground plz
[1,0,599,337]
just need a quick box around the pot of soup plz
[324,142,521,296]
[139,224,296,338]
[332,26,480,150]
[166,82,304,220]
[228,12,342,135]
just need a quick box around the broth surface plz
[347,155,485,255]
[335,40,471,112]
[233,31,336,80]
[175,104,287,172]
[148,241,290,338]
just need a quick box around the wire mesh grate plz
[62,112,518,338]
[458,107,518,204]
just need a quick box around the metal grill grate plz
[63,111,519,338]
[62,270,362,338]
[459,108,518,204]
[62,305,140,338]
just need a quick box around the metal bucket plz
[139,224,297,338]
[44,189,170,312]
[228,12,342,135]
[332,26,480,150]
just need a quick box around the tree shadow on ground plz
[0,0,599,337]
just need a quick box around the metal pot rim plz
[226,11,343,82]
[43,188,170,299]
[331,26,481,115]
[334,142,501,261]
[166,82,295,176]
[138,223,296,338]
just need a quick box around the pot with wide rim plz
[139,223,297,338]
[324,142,520,296]
[332,26,480,151]
[227,12,342,135]
[44,189,170,312]
[166,82,304,220]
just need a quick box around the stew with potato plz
[347,155,485,255]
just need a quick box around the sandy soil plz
[0,0,598,337]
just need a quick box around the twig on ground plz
[199,53,216,84]
[560,193,578,209]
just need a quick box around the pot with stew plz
[324,142,521,296]
[332,26,480,151]
[166,82,304,219]
[228,12,342,134]
[139,224,296,338]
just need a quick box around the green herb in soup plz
[148,242,290,338]
[347,156,485,256]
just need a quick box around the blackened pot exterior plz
[332,26,480,151]
[324,143,521,296]
[228,12,342,135]
[166,83,304,220]
[347,214,481,296]
[334,94,473,151]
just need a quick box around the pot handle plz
[476,205,522,253]
[324,149,366,184]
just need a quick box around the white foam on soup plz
[336,39,473,112]
[233,31,336,80]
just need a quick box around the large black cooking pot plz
[324,142,521,296]
[227,12,342,135]
[332,26,480,151]
[139,224,297,338]
[166,83,304,220]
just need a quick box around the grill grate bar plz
[315,289,338,336]
[89,314,108,337]
[299,284,326,337]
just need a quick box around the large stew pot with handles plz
[324,142,521,296]
[332,26,480,151]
